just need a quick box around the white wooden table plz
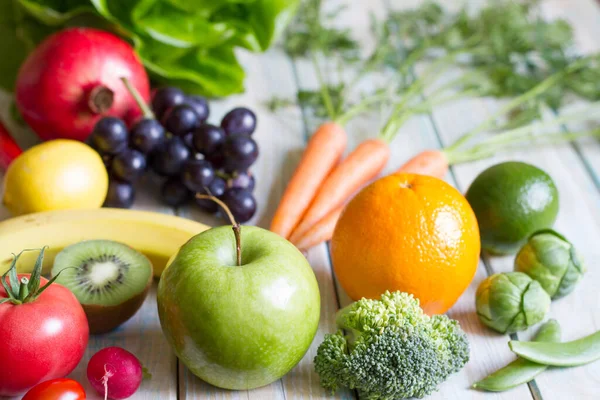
[1,0,600,399]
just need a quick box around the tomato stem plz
[0,247,63,305]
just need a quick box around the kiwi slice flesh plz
[52,240,153,334]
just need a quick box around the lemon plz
[3,140,108,215]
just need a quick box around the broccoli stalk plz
[314,291,470,400]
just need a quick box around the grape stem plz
[120,77,155,119]
[195,194,242,266]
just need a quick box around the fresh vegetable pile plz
[1,0,299,96]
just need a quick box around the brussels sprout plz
[515,229,586,299]
[476,272,551,334]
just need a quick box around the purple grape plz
[206,145,226,169]
[185,95,210,123]
[195,177,227,213]
[152,87,185,120]
[183,132,194,149]
[164,104,200,136]
[222,134,259,172]
[221,107,257,135]
[91,117,128,155]
[220,188,256,223]
[103,180,135,208]
[229,171,255,192]
[130,118,165,154]
[181,159,215,192]
[111,149,147,182]
[192,124,225,155]
[161,178,191,207]
[151,137,190,176]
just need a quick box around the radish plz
[87,347,144,400]
[0,120,22,170]
[16,28,150,142]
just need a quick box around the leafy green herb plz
[274,0,600,140]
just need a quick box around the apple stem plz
[196,194,242,266]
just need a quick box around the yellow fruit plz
[2,139,108,215]
[0,208,209,278]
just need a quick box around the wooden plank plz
[539,0,600,188]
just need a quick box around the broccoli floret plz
[314,291,469,400]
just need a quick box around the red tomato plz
[22,378,86,400]
[0,275,89,396]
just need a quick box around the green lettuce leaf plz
[136,37,244,96]
[6,0,297,96]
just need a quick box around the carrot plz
[394,150,448,179]
[0,120,22,171]
[293,205,344,250]
[270,122,347,239]
[288,138,390,243]
[291,150,448,250]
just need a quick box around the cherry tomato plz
[22,378,86,400]
[0,275,89,396]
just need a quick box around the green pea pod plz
[472,319,561,392]
[509,329,600,367]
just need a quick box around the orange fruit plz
[331,173,480,314]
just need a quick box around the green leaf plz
[88,0,139,36]
[7,254,20,296]
[0,1,33,91]
[0,298,12,305]
[131,1,235,48]
[1,273,16,301]
[165,0,253,15]
[23,247,46,302]
[32,271,62,301]
[137,38,244,96]
[17,0,92,26]
[216,0,300,52]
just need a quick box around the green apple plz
[157,225,321,390]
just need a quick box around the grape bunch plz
[89,86,259,223]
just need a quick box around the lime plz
[465,161,559,255]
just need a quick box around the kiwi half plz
[52,240,153,334]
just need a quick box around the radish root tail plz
[102,364,115,400]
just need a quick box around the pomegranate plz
[16,28,150,142]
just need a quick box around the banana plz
[0,208,209,278]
